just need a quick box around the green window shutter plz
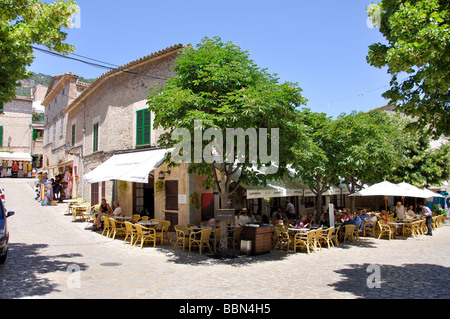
[0,126,3,147]
[93,123,98,152]
[0,102,3,112]
[136,109,151,146]
[71,124,75,146]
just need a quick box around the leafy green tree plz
[0,0,78,104]
[385,114,450,187]
[366,0,450,138]
[147,37,307,256]
[291,109,340,223]
[332,110,400,210]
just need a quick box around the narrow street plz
[1,178,449,299]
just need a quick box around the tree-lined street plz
[1,178,449,299]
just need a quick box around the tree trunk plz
[218,190,229,258]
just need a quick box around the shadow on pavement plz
[0,243,88,299]
[329,263,450,299]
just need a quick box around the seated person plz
[380,210,390,223]
[93,199,117,230]
[206,216,215,228]
[340,209,351,223]
[406,205,417,220]
[238,210,250,226]
[247,209,256,223]
[359,209,371,229]
[112,201,124,217]
[295,216,309,228]
[255,209,263,222]
[353,211,362,228]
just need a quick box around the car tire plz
[0,250,7,264]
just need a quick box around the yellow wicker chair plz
[313,229,323,251]
[419,220,427,235]
[123,221,136,245]
[331,226,340,247]
[109,218,127,240]
[319,227,335,249]
[155,220,171,245]
[130,214,141,224]
[343,225,356,243]
[133,224,156,249]
[211,226,221,250]
[377,221,393,240]
[363,221,377,237]
[229,226,242,249]
[293,230,315,254]
[101,216,112,238]
[173,225,189,251]
[140,216,149,222]
[402,221,414,237]
[273,227,291,252]
[189,228,213,255]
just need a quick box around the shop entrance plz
[135,177,154,218]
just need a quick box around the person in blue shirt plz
[359,209,371,230]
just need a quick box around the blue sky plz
[30,0,389,118]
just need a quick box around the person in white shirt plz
[406,205,417,219]
[394,201,405,220]
[238,210,250,226]
[112,201,124,216]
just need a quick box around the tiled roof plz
[65,44,186,113]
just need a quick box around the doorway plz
[135,177,154,218]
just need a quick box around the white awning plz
[84,148,171,184]
[0,152,32,161]
[243,179,308,199]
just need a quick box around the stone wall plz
[0,98,33,152]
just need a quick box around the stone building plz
[62,44,212,226]
[0,84,48,171]
[41,73,90,197]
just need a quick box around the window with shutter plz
[165,180,178,210]
[91,182,99,206]
[136,109,151,146]
[71,124,75,146]
[0,126,3,147]
[93,123,99,152]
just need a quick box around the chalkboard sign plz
[214,209,235,222]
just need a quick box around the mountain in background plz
[16,72,96,97]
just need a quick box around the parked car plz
[0,199,15,264]
[0,187,5,205]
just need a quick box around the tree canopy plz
[0,0,78,104]
[366,0,450,138]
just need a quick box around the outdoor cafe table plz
[112,216,132,221]
[189,226,211,232]
[288,228,310,233]
[387,222,405,238]
[137,221,159,227]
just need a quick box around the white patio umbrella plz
[349,181,412,211]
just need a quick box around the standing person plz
[285,199,295,220]
[394,201,405,220]
[419,204,433,236]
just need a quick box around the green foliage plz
[147,36,308,202]
[366,0,450,138]
[0,0,78,104]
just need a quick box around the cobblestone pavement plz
[1,178,449,299]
